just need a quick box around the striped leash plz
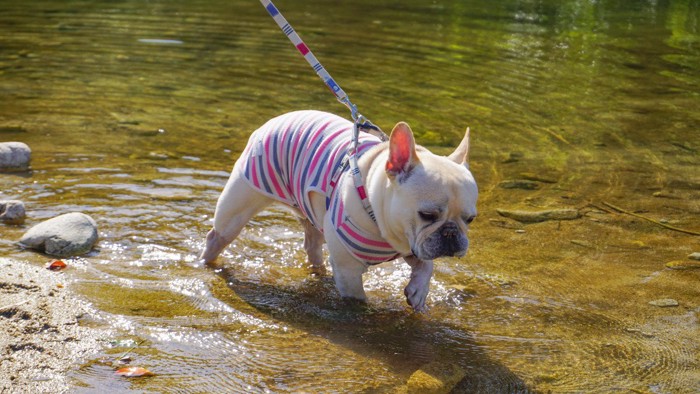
[259,0,388,149]
[260,0,386,224]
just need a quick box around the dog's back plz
[239,110,380,228]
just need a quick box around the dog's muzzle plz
[415,222,469,260]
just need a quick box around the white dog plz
[201,110,477,311]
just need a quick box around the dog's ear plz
[448,127,470,167]
[386,122,420,180]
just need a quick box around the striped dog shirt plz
[240,110,401,265]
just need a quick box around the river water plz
[1,0,698,392]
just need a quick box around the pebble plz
[19,212,98,257]
[496,208,581,223]
[0,142,31,171]
[648,299,679,308]
[688,252,700,261]
[0,200,26,225]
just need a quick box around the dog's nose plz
[440,222,459,238]
[437,222,468,257]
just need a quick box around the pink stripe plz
[296,43,309,55]
[357,186,367,200]
[264,135,287,199]
[340,222,393,249]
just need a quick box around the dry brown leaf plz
[115,366,154,377]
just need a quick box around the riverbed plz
[1,0,698,392]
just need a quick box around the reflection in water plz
[1,0,698,392]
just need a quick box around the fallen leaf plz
[46,260,67,271]
[115,366,154,377]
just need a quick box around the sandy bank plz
[0,258,109,393]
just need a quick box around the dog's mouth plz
[412,241,468,261]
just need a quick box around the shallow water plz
[1,0,699,392]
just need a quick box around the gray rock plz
[19,212,98,257]
[0,142,31,171]
[0,200,26,224]
[496,208,581,223]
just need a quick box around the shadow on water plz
[213,264,530,393]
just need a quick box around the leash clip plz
[351,113,367,154]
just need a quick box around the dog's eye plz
[418,211,439,222]
[464,215,476,224]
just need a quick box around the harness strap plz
[349,153,377,223]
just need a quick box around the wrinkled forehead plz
[412,163,478,215]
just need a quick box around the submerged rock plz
[0,142,31,171]
[406,361,467,394]
[19,212,98,257]
[519,172,557,184]
[665,260,700,270]
[0,200,26,224]
[496,208,581,223]
[498,179,540,190]
[648,299,679,308]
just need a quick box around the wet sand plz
[0,259,110,393]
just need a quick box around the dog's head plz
[382,122,478,261]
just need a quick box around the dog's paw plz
[404,276,430,312]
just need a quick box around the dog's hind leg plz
[301,218,326,274]
[200,170,273,264]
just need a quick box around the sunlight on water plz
[1,0,699,392]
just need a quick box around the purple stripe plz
[264,132,287,199]
[265,3,279,17]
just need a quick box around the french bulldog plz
[200,110,478,311]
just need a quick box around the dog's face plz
[383,122,478,261]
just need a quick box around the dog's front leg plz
[404,255,433,312]
[323,216,368,302]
